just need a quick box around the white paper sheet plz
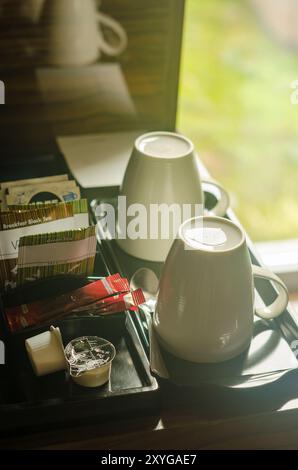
[57,130,144,188]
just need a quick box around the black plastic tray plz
[91,192,298,388]
[0,275,159,436]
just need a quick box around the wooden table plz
[0,0,184,160]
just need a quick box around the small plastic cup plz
[64,336,116,388]
[25,326,67,377]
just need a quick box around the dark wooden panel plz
[0,0,185,160]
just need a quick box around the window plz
[178,0,298,243]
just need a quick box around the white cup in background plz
[39,0,127,66]
[117,132,230,262]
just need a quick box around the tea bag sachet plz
[0,174,69,211]
[0,204,75,291]
[6,180,80,206]
[17,226,97,287]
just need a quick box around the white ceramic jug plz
[154,216,289,363]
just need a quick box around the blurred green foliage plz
[178,0,298,241]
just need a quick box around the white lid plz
[180,216,244,252]
[65,336,116,378]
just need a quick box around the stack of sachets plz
[0,174,80,210]
[0,174,96,291]
[5,274,145,332]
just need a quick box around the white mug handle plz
[96,11,128,57]
[201,179,230,217]
[252,265,289,320]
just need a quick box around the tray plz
[91,191,298,389]
[0,274,159,436]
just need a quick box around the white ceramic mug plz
[153,216,289,363]
[40,0,127,66]
[117,132,230,262]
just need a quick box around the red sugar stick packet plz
[71,288,146,315]
[5,274,130,332]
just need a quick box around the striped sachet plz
[17,226,97,286]
[0,203,75,291]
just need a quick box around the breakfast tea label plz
[8,199,89,229]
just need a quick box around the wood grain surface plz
[0,0,184,159]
